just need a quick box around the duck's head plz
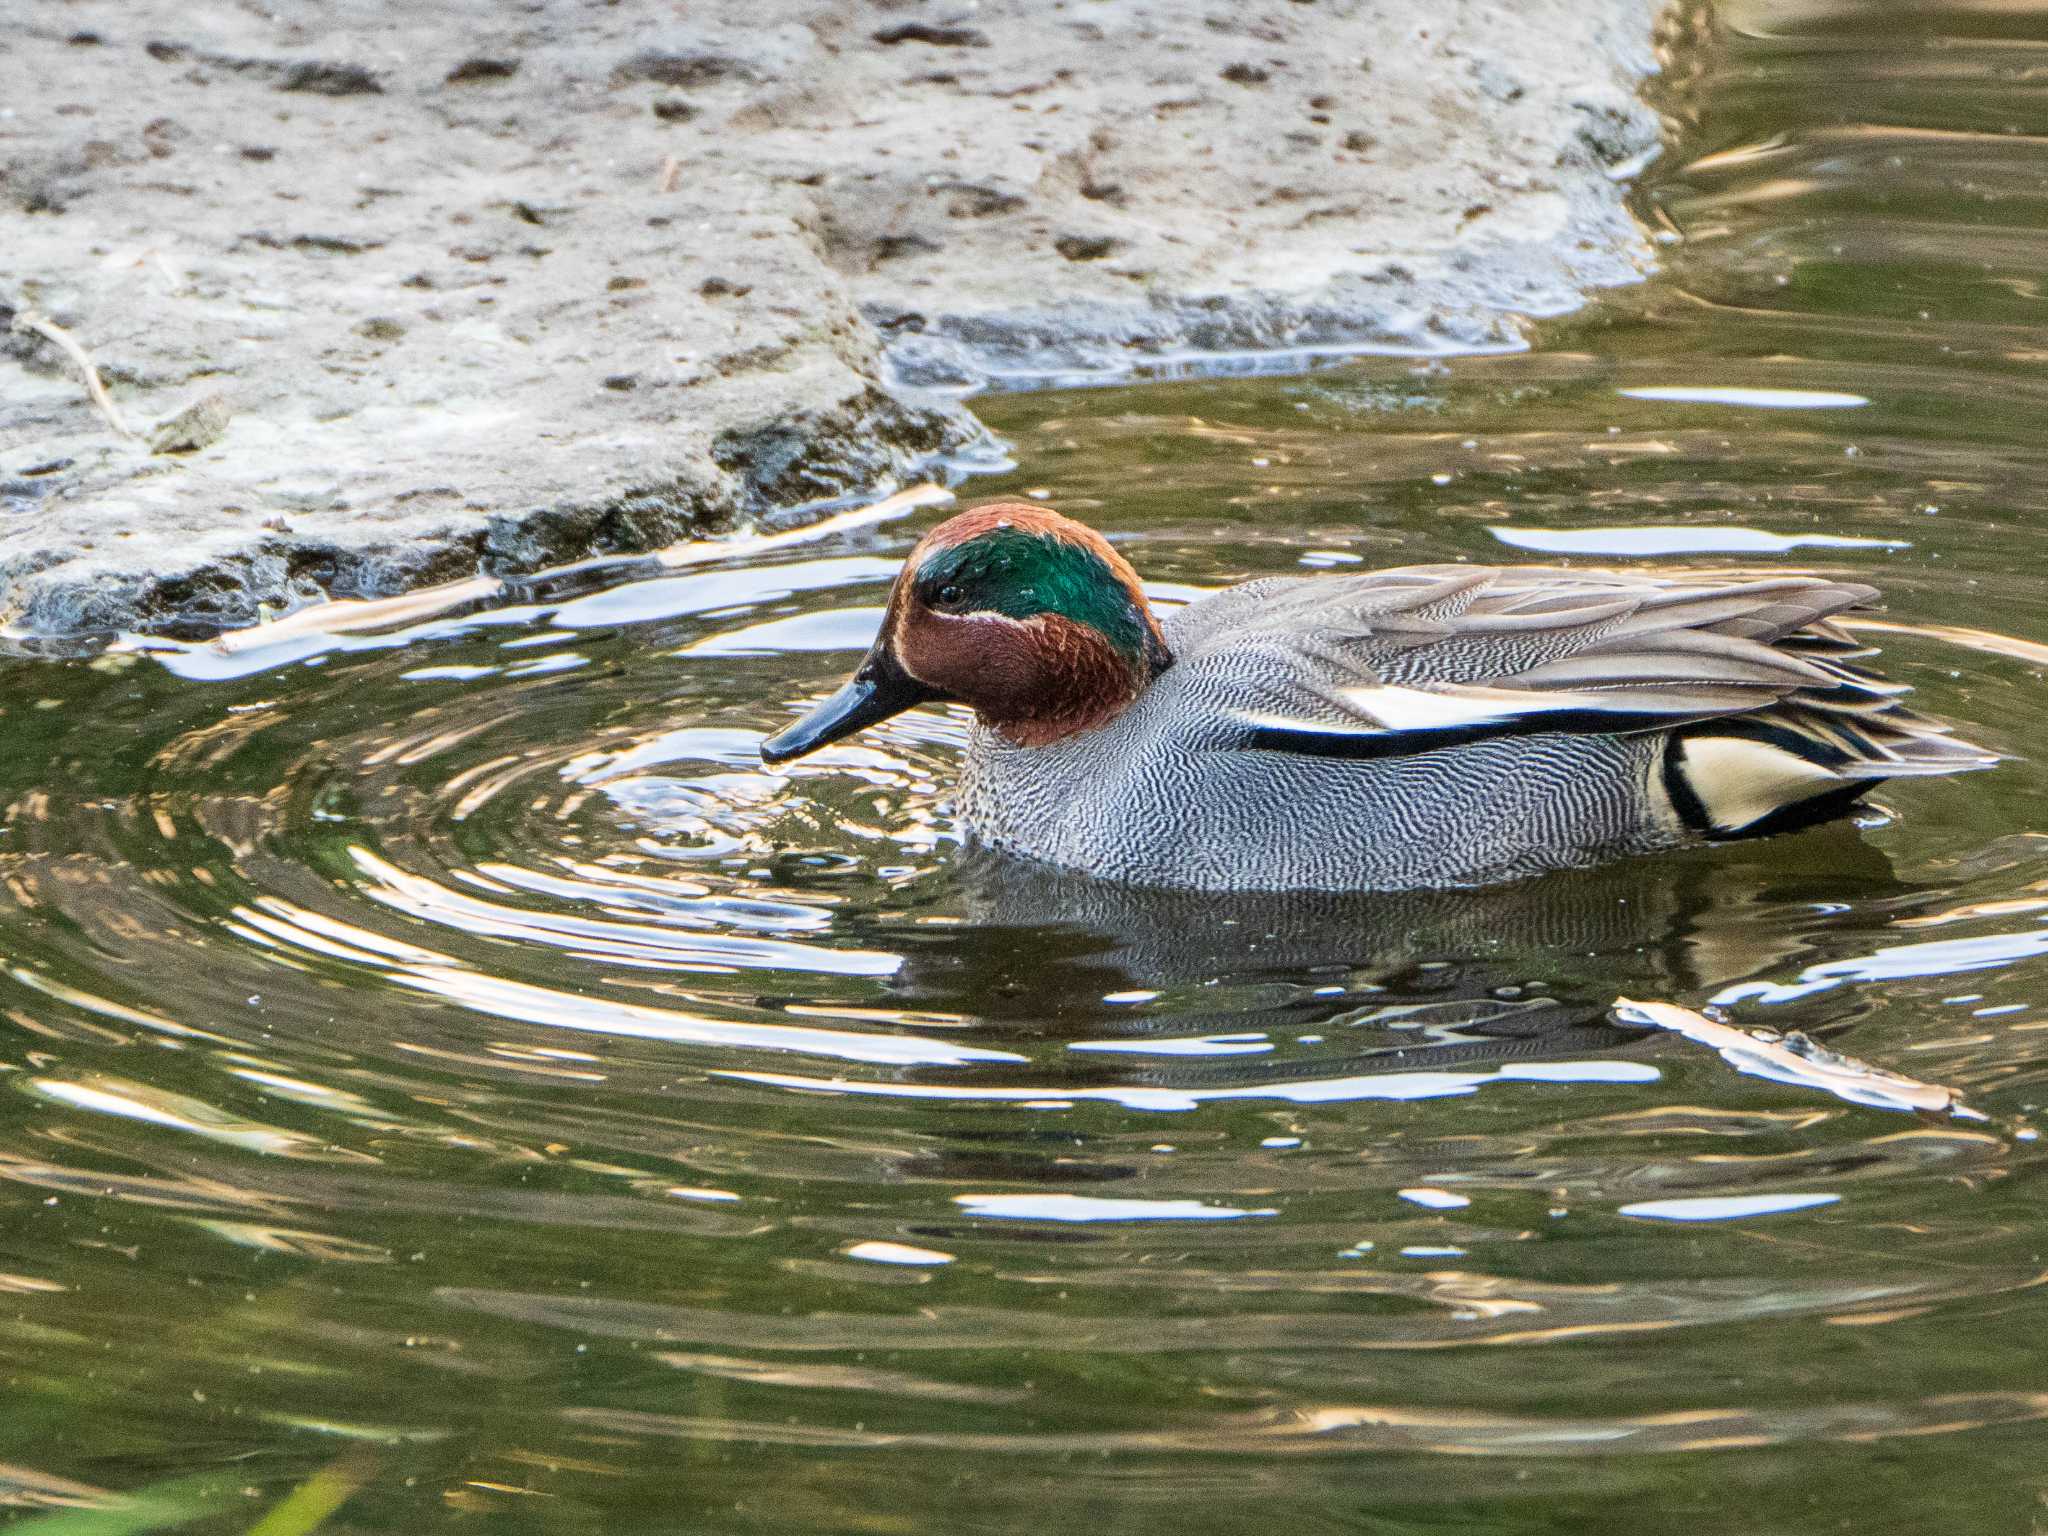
[760,501,1172,764]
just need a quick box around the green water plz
[9,3,2048,1530]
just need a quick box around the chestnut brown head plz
[760,502,1172,763]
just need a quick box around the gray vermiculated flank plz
[962,713,1676,892]
[952,565,1994,892]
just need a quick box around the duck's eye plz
[935,584,965,609]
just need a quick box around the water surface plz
[7,3,2048,1530]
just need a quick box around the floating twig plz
[170,481,952,658]
[209,574,505,654]
[654,480,954,569]
[1843,617,2048,670]
[1613,997,1969,1116]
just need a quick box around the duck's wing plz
[1171,566,1999,834]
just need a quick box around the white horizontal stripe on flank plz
[1340,684,1618,732]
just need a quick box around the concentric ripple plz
[0,460,2044,1529]
[10,4,2048,1529]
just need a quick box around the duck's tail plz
[1661,617,2001,838]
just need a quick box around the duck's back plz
[957,565,1996,891]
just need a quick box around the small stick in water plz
[1613,997,1968,1116]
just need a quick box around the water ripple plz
[8,15,2048,1522]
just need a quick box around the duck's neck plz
[977,614,1172,749]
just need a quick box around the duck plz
[759,501,1998,892]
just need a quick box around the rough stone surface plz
[1,0,1665,639]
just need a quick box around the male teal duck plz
[760,502,1998,891]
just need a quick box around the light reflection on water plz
[7,3,2048,1530]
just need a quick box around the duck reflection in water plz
[869,822,1913,1089]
